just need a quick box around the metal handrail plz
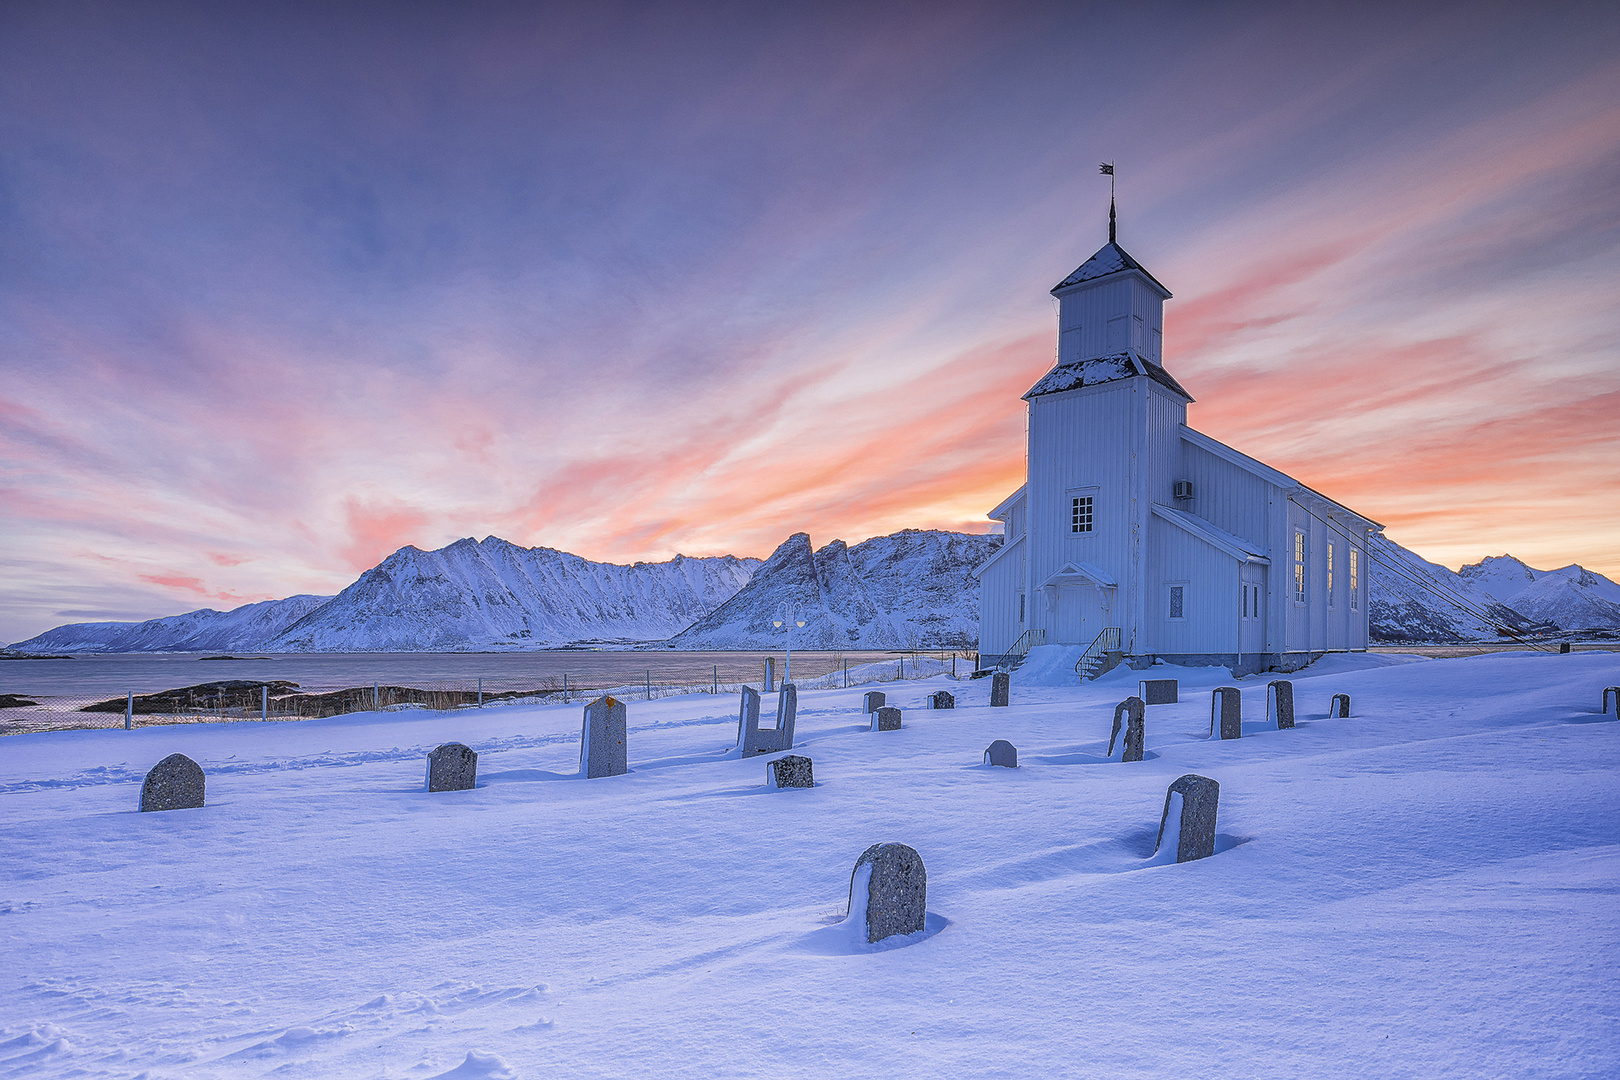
[1074,626,1122,679]
[1006,628,1046,661]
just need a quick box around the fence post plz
[261,684,268,722]
[125,691,132,730]
[843,659,848,688]
[373,682,379,710]
[478,676,483,707]
[563,673,568,703]
[646,669,651,701]
[713,665,718,695]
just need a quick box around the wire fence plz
[0,652,978,736]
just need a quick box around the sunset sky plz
[2,1,1618,643]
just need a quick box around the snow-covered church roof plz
[1051,242,1171,296]
[1023,352,1193,402]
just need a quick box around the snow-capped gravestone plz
[764,657,776,693]
[426,742,477,791]
[1604,686,1619,720]
[991,671,1010,707]
[1110,697,1145,758]
[1330,693,1351,719]
[766,755,814,789]
[140,753,205,812]
[1211,687,1242,740]
[1155,774,1220,863]
[1139,679,1178,705]
[1267,681,1295,729]
[847,843,927,944]
[983,739,1017,768]
[738,684,796,755]
[863,690,886,714]
[580,695,627,778]
[872,707,903,732]
[930,690,955,710]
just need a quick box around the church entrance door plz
[1055,584,1101,646]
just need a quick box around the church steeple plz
[1049,237,1172,367]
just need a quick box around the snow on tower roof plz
[1023,352,1192,401]
[1051,242,1171,296]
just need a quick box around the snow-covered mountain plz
[7,594,334,654]
[1366,535,1548,643]
[668,530,1000,650]
[266,537,759,651]
[1458,555,1620,631]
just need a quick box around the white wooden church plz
[975,219,1382,676]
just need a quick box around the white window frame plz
[1350,548,1360,611]
[1067,487,1098,536]
[1327,541,1336,609]
[1167,582,1187,621]
[1293,529,1308,605]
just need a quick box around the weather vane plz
[1100,161,1116,244]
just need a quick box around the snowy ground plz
[3,650,1618,1078]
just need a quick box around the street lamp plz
[772,607,808,684]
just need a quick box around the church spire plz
[1100,161,1116,243]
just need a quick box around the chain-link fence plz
[0,651,978,736]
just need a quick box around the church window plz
[1071,496,1093,533]
[1327,543,1336,607]
[1293,530,1307,604]
[1018,592,1026,624]
[1350,548,1360,611]
[1168,585,1185,620]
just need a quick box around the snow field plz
[2,651,1618,1078]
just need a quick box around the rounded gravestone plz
[930,690,955,710]
[983,739,1017,767]
[863,690,886,713]
[848,842,926,943]
[1267,680,1295,729]
[140,753,205,812]
[1330,693,1351,719]
[1155,774,1220,863]
[990,671,1010,707]
[426,742,478,792]
[872,706,902,732]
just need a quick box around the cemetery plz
[1,646,1617,1077]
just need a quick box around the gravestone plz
[737,684,798,755]
[990,671,1010,707]
[872,706,903,732]
[426,742,477,792]
[1139,679,1179,705]
[863,690,886,713]
[1330,693,1351,719]
[1267,680,1295,729]
[764,657,776,692]
[139,753,205,812]
[1210,687,1242,740]
[1155,774,1220,863]
[1603,686,1619,720]
[930,690,956,710]
[1110,697,1145,758]
[766,754,814,789]
[580,695,627,778]
[848,842,927,943]
[983,739,1017,767]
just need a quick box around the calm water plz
[0,649,956,699]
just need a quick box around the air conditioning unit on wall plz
[1173,479,1194,500]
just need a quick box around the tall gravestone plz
[763,657,776,693]
[848,843,927,943]
[740,684,797,755]
[1603,686,1619,720]
[872,706,902,731]
[1267,680,1295,729]
[930,690,956,710]
[1110,697,1145,758]
[1211,687,1242,740]
[766,755,814,789]
[1155,774,1220,863]
[580,695,628,778]
[1329,693,1351,719]
[983,739,1017,768]
[426,742,477,791]
[140,753,205,812]
[1139,679,1179,705]
[990,671,1010,707]
[863,690,886,714]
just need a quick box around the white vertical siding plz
[1145,517,1240,654]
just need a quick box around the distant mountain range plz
[6,530,1614,653]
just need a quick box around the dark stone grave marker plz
[426,742,477,791]
[863,690,886,714]
[1329,693,1351,719]
[1267,680,1295,729]
[983,739,1017,767]
[848,842,927,943]
[990,671,1010,707]
[580,695,627,778]
[1210,687,1241,740]
[766,754,814,789]
[872,706,903,731]
[140,753,205,812]
[930,690,955,710]
[1155,774,1220,863]
[1139,679,1179,705]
